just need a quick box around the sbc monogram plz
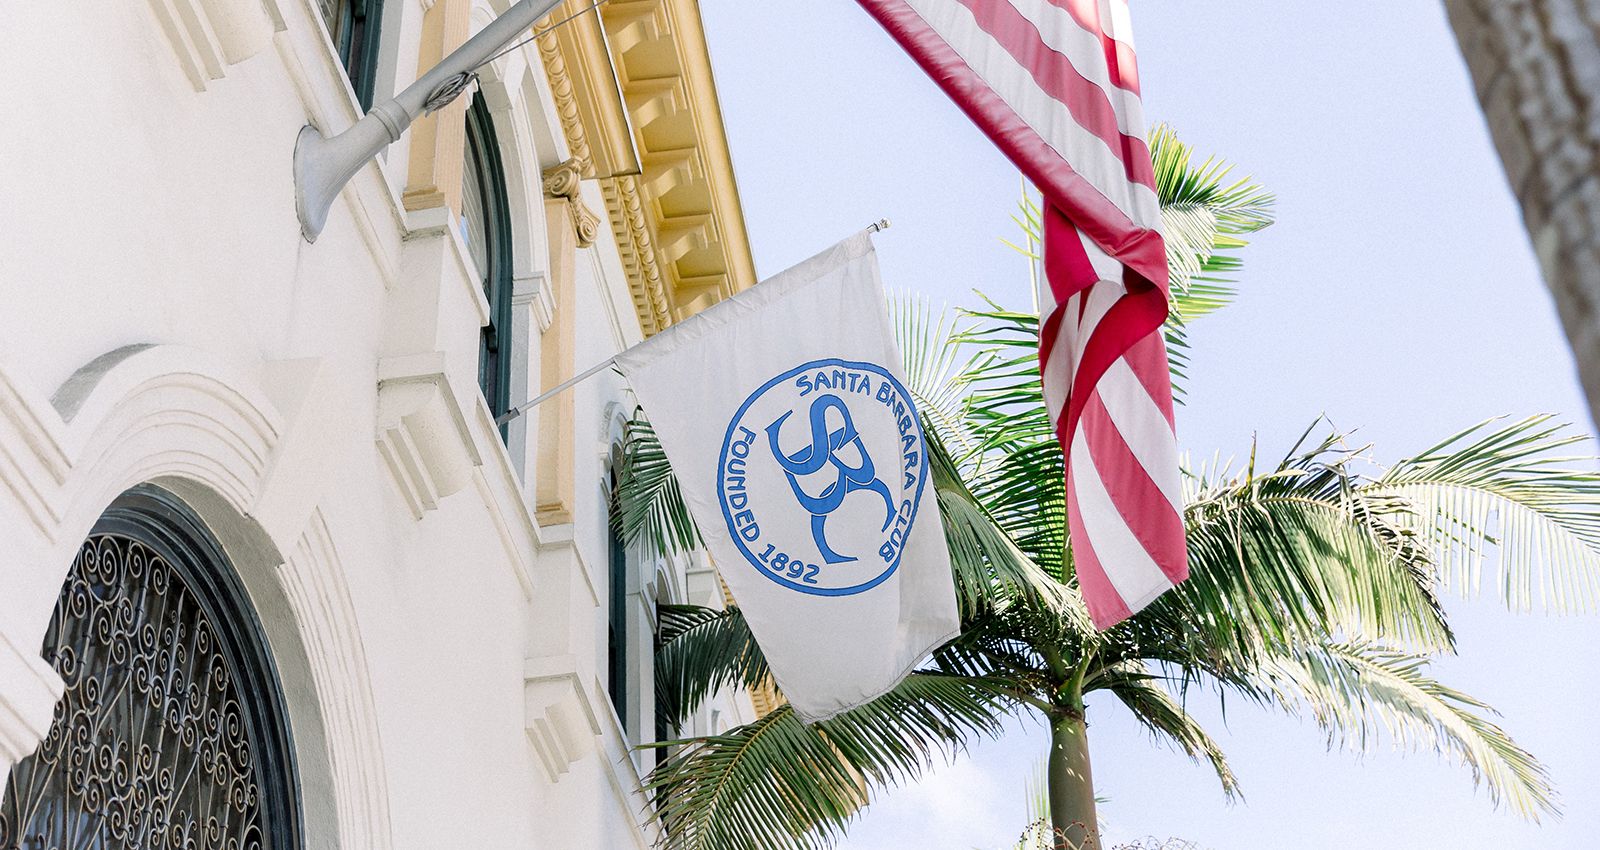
[765,394,895,564]
[718,358,929,596]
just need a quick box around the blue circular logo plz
[717,358,930,596]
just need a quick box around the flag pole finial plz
[868,219,891,233]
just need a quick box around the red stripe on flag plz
[1042,204,1169,444]
[1065,474,1134,627]
[1060,272,1167,442]
[1041,204,1101,308]
[1119,330,1176,429]
[1079,391,1188,583]
[1042,0,1141,94]
[952,0,1155,191]
[1038,303,1068,392]
[855,0,1168,286]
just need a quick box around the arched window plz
[1,486,301,850]
[460,95,514,423]
[318,0,384,109]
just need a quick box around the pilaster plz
[402,0,472,213]
[534,159,598,527]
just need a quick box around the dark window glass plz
[654,620,671,768]
[319,0,384,109]
[461,96,514,426]
[607,473,631,736]
[0,486,300,850]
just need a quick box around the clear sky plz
[698,1,1600,848]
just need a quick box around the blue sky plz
[699,1,1600,848]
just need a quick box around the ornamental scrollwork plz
[1,534,267,850]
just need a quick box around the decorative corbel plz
[542,159,602,248]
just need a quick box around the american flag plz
[855,0,1186,628]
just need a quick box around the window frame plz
[461,94,516,424]
[1,485,303,850]
[322,0,385,110]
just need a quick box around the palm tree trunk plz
[1047,713,1098,850]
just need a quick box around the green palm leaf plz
[1368,415,1600,612]
[927,423,1072,616]
[656,604,773,729]
[892,293,980,459]
[1254,641,1559,820]
[619,414,702,559]
[647,673,1016,850]
[1166,424,1455,657]
[1094,660,1240,799]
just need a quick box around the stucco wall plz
[0,1,752,847]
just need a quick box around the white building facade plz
[0,0,759,847]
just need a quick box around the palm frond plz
[952,304,1054,455]
[1369,415,1600,613]
[891,293,980,458]
[1148,124,1275,400]
[619,414,702,559]
[1159,424,1454,656]
[1149,123,1274,305]
[647,673,1016,850]
[1254,641,1559,821]
[656,604,773,727]
[1095,661,1240,799]
[928,421,1073,616]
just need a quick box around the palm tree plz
[619,128,1600,850]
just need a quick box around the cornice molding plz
[601,175,673,335]
[279,511,396,850]
[536,30,596,176]
[534,0,756,337]
[0,629,64,769]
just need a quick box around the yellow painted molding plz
[403,0,472,213]
[535,0,757,336]
[535,191,579,529]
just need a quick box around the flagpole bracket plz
[294,0,566,242]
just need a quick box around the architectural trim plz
[402,0,472,213]
[536,29,597,175]
[524,655,603,782]
[0,629,64,770]
[514,271,556,333]
[143,0,274,90]
[375,354,484,519]
[602,175,673,334]
[51,344,284,523]
[466,398,540,600]
[536,0,757,337]
[543,158,604,248]
[0,369,71,541]
[279,510,396,850]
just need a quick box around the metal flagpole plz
[294,0,571,241]
[495,220,893,426]
[494,356,618,426]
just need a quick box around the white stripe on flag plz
[901,0,1162,226]
[1098,358,1183,513]
[1041,293,1078,426]
[1078,229,1125,283]
[1070,421,1176,605]
[1004,0,1145,140]
[1104,0,1135,47]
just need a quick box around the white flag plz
[615,232,960,721]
